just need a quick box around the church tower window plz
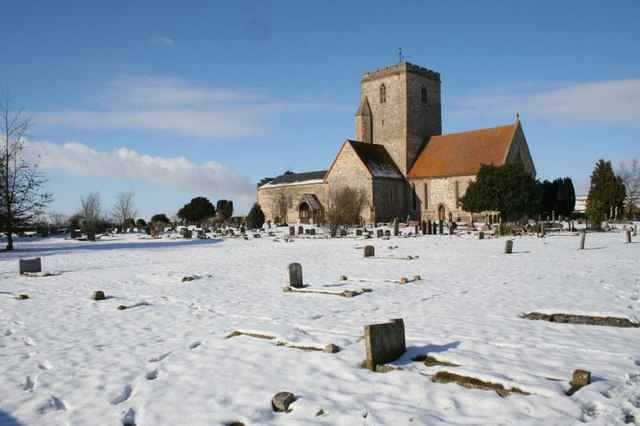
[380,84,387,103]
[421,85,427,103]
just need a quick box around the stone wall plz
[325,143,375,222]
[411,175,476,222]
[360,63,442,176]
[257,182,328,224]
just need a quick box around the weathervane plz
[398,48,403,63]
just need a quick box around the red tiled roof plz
[407,121,518,178]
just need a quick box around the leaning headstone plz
[376,229,384,238]
[393,218,399,236]
[90,291,106,301]
[364,318,406,371]
[272,392,295,412]
[183,230,192,239]
[504,239,513,254]
[298,226,303,235]
[626,230,632,244]
[19,258,41,274]
[579,231,586,250]
[289,226,295,236]
[356,229,363,236]
[286,263,303,288]
[478,231,484,240]
[87,232,96,241]
[363,245,375,258]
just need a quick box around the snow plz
[1,227,639,425]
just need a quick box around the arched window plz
[421,85,427,103]
[380,84,387,103]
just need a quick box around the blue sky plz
[3,0,639,220]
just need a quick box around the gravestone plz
[393,218,399,236]
[340,229,347,237]
[376,229,383,238]
[286,263,303,288]
[421,220,427,235]
[19,258,42,274]
[298,226,304,235]
[414,224,419,234]
[183,230,192,239]
[90,290,106,301]
[363,245,375,258]
[356,229,363,236]
[579,231,586,250]
[438,220,443,235]
[478,231,484,240]
[504,239,513,254]
[427,219,432,235]
[309,228,316,236]
[572,369,591,387]
[384,230,391,237]
[448,222,455,235]
[626,230,632,244]
[289,226,295,236]
[364,318,406,370]
[70,230,81,239]
[272,391,295,412]
[87,232,96,241]
[481,223,491,232]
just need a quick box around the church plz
[257,61,536,225]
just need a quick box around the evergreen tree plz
[150,213,170,224]
[586,159,626,228]
[216,200,234,222]
[556,177,576,218]
[177,197,216,224]
[460,163,540,221]
[540,179,558,217]
[246,203,265,230]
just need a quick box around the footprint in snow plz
[111,384,133,405]
[38,361,52,370]
[188,341,201,349]
[145,370,159,380]
[22,336,36,346]
[3,329,13,337]
[148,352,172,363]
[21,375,36,391]
[122,407,137,426]
[37,396,67,414]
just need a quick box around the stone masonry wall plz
[410,175,476,222]
[257,182,328,224]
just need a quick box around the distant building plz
[258,62,536,225]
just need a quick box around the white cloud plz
[36,75,340,139]
[449,79,640,125]
[148,36,175,47]
[27,141,256,202]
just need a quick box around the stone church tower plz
[356,62,442,175]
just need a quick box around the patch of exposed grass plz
[226,331,275,340]
[412,354,458,367]
[432,371,529,396]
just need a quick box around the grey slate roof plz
[262,170,327,187]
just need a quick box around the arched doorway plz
[299,202,310,224]
[437,204,446,222]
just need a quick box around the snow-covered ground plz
[1,226,639,425]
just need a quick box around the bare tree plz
[266,187,292,224]
[324,185,368,237]
[79,191,103,229]
[0,91,52,250]
[618,158,639,216]
[111,191,137,228]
